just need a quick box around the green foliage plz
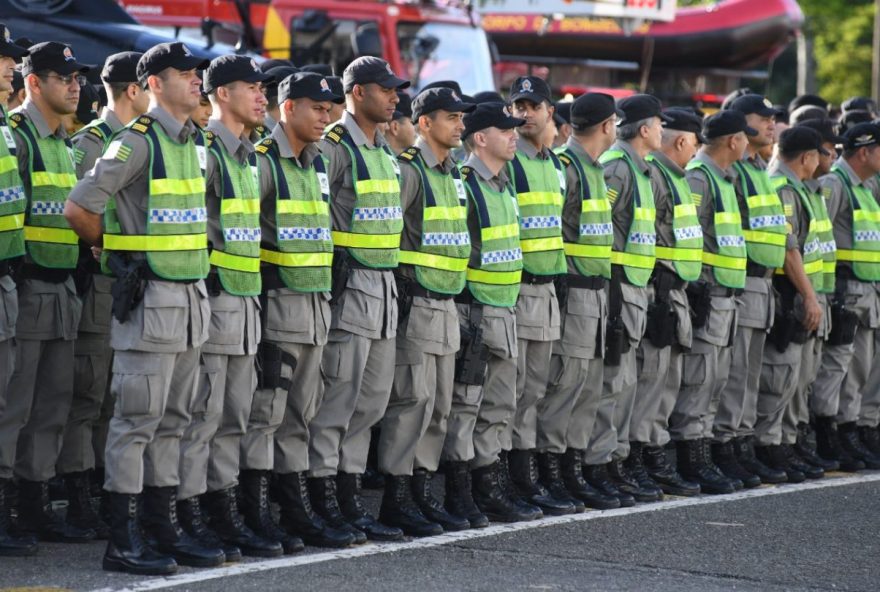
[810,1,874,104]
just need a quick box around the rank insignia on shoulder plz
[324,125,346,144]
[255,140,272,154]
[558,153,571,166]
[87,127,105,139]
[399,147,419,161]
[460,165,472,177]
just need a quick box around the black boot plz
[412,469,470,531]
[560,449,619,510]
[203,488,283,557]
[103,493,177,575]
[508,449,575,515]
[63,471,109,539]
[307,476,367,545]
[838,422,880,469]
[642,445,700,497]
[754,445,805,483]
[378,475,443,537]
[674,440,736,495]
[16,479,95,543]
[141,486,225,567]
[734,437,787,484]
[780,444,824,480]
[607,459,660,503]
[497,451,543,519]
[471,462,538,523]
[274,472,354,548]
[536,452,585,513]
[813,416,864,472]
[442,461,489,528]
[0,478,37,556]
[177,495,242,562]
[794,423,839,471]
[711,441,759,489]
[621,443,663,499]
[238,470,304,554]
[858,425,880,457]
[583,463,635,507]
[336,472,404,541]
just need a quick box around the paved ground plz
[3,472,879,592]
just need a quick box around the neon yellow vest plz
[0,107,26,262]
[832,165,880,282]
[771,175,823,291]
[647,155,703,281]
[733,159,787,268]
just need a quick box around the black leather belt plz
[408,283,454,300]
[521,271,556,285]
[746,261,771,278]
[17,263,71,283]
[709,285,743,297]
[0,259,11,278]
[566,274,606,290]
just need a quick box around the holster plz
[604,271,630,366]
[454,304,490,386]
[686,281,712,329]
[554,274,569,310]
[256,341,297,391]
[330,249,353,304]
[73,243,96,297]
[106,253,145,324]
[645,299,677,349]
[395,277,414,320]
[827,300,859,346]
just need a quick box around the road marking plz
[90,471,880,592]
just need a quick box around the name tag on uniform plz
[317,172,329,196]
[1,125,14,151]
[557,169,566,192]
[196,145,207,171]
[454,178,466,204]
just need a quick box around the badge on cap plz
[855,134,874,146]
[385,63,394,76]
[502,105,512,116]
[451,90,461,102]
[63,47,75,62]
[763,98,773,108]
[320,78,330,92]
[182,45,192,57]
[91,101,98,113]
[520,79,532,93]
[3,28,10,43]
[251,59,259,72]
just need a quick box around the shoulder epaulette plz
[8,112,22,128]
[459,165,473,178]
[557,153,571,166]
[204,130,216,147]
[324,124,346,145]
[87,126,105,139]
[398,146,419,162]
[129,115,156,135]
[255,138,274,154]
[255,125,266,135]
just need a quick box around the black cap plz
[703,110,759,139]
[11,69,22,93]
[421,80,463,96]
[260,58,293,74]
[462,101,525,140]
[843,122,880,149]
[796,118,845,145]
[342,56,409,92]
[773,105,789,125]
[789,93,829,113]
[842,96,876,113]
[412,87,475,120]
[301,63,333,77]
[728,94,776,117]
[204,55,272,93]
[570,92,624,130]
[554,101,571,125]
[264,66,300,103]
[277,71,342,104]
[839,109,874,134]
[22,41,90,76]
[136,42,209,85]
[617,94,672,125]
[76,83,101,125]
[101,51,143,83]
[509,76,551,105]
[721,87,753,111]
[790,104,827,125]
[473,90,504,104]
[0,24,28,62]
[393,92,412,120]
[326,76,343,100]
[663,107,707,143]
[778,126,830,156]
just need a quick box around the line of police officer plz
[2,24,880,576]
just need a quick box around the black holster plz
[645,269,679,348]
[454,304,489,386]
[256,342,297,391]
[768,277,809,353]
[554,274,569,310]
[604,272,629,366]
[330,249,353,304]
[73,243,97,297]
[395,277,414,320]
[105,253,145,324]
[686,281,712,330]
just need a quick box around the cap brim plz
[450,101,477,114]
[0,40,28,62]
[744,125,759,137]
[553,113,566,126]
[755,107,777,117]
[510,92,546,105]
[176,55,211,72]
[377,73,410,90]
[497,116,527,130]
[289,90,344,104]
[658,112,675,123]
[696,132,708,144]
[54,61,91,75]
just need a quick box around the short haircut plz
[617,117,652,141]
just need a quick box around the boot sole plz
[483,511,538,523]
[238,545,284,558]
[301,535,356,548]
[103,556,178,576]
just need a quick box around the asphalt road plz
[3,472,879,592]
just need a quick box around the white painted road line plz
[89,472,880,592]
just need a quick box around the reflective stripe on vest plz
[10,112,78,269]
[461,165,522,307]
[832,166,880,281]
[687,160,747,288]
[558,148,611,279]
[509,150,566,276]
[770,175,824,291]
[647,155,703,281]
[599,149,656,286]
[0,107,25,261]
[733,159,787,268]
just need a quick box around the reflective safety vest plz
[509,150,567,276]
[398,147,469,294]
[0,107,26,262]
[206,131,262,296]
[255,138,333,293]
[646,155,703,281]
[687,160,747,289]
[732,159,787,268]
[324,124,402,268]
[599,148,656,286]
[461,165,522,307]
[810,184,836,293]
[9,112,78,269]
[832,165,880,282]
[771,175,824,292]
[102,115,209,281]
[557,148,612,279]
[72,118,115,167]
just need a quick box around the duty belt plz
[407,283,455,300]
[650,266,686,291]
[746,261,772,278]
[0,259,12,278]
[566,274,607,290]
[521,270,557,285]
[836,265,876,284]
[17,262,71,283]
[708,285,743,297]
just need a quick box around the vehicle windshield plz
[398,22,494,95]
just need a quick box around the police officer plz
[535,93,621,510]
[171,55,283,560]
[811,123,880,471]
[630,108,704,497]
[712,94,790,486]
[376,87,474,535]
[505,76,572,515]
[306,56,408,542]
[58,51,147,539]
[754,126,827,481]
[0,41,90,546]
[249,72,354,549]
[671,111,750,494]
[261,65,299,132]
[594,94,665,503]
[0,24,36,557]
[66,41,223,575]
[443,102,537,524]
[385,92,415,156]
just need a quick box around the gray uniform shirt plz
[647,151,684,274]
[561,136,603,277]
[73,109,124,179]
[604,140,649,258]
[821,157,866,273]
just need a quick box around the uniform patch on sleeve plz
[103,140,131,162]
[822,186,833,200]
[73,148,85,165]
[606,187,618,204]
[783,204,793,217]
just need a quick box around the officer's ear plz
[24,72,41,98]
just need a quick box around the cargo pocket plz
[404,299,445,344]
[321,332,353,379]
[702,298,736,347]
[339,275,384,333]
[562,292,601,353]
[637,342,662,378]
[74,353,96,395]
[249,380,288,428]
[141,284,188,344]
[620,284,648,344]
[0,275,17,335]
[759,363,794,398]
[111,352,163,419]
[208,296,244,346]
[681,352,708,388]
[193,354,222,415]
[267,292,312,334]
[452,381,483,408]
[91,275,114,329]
